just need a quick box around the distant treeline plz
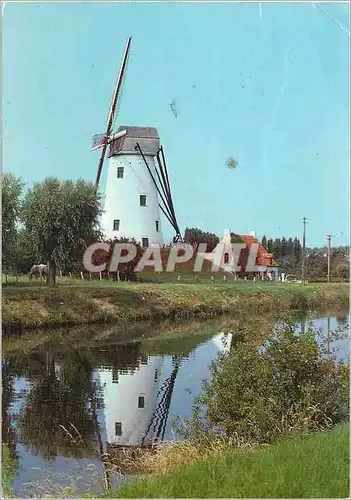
[261,235,349,279]
[183,228,349,280]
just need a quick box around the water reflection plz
[3,329,233,496]
[2,312,348,497]
[95,332,232,451]
[298,312,349,362]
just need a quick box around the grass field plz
[112,424,349,498]
[2,278,349,332]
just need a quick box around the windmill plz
[92,37,182,246]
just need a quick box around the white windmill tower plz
[211,331,233,354]
[97,352,182,452]
[97,355,165,448]
[96,331,233,459]
[92,37,182,246]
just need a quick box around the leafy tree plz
[184,227,219,252]
[22,178,102,284]
[11,229,39,274]
[336,262,349,281]
[277,254,299,275]
[306,249,327,279]
[2,173,24,271]
[75,237,143,281]
[17,350,101,460]
[261,235,267,249]
[230,233,244,244]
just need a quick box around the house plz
[198,230,279,279]
[238,234,279,279]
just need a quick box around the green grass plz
[2,279,349,332]
[113,424,349,498]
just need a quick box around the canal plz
[3,310,349,497]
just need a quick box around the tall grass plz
[114,424,349,498]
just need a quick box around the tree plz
[183,227,219,252]
[22,178,102,284]
[336,262,349,281]
[11,229,39,274]
[230,233,244,244]
[267,238,274,253]
[281,237,287,257]
[286,237,294,256]
[272,238,282,259]
[18,350,101,460]
[74,237,143,281]
[306,249,327,279]
[293,237,302,262]
[2,173,24,271]
[261,235,267,250]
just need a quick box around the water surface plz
[3,310,349,497]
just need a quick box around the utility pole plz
[327,316,331,355]
[327,234,332,283]
[301,217,307,285]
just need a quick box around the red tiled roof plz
[239,235,279,268]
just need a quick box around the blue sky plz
[3,1,350,246]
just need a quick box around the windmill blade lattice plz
[95,37,132,187]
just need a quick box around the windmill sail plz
[91,134,108,151]
[94,37,132,187]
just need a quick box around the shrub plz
[177,323,349,445]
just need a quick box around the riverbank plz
[111,423,349,498]
[2,281,349,332]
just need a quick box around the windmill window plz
[154,369,158,382]
[115,422,122,436]
[141,355,148,365]
[117,167,124,178]
[138,396,145,408]
[155,221,160,232]
[113,219,120,231]
[224,253,229,264]
[142,238,149,248]
[140,194,147,207]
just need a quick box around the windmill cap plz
[117,126,159,139]
[109,126,160,157]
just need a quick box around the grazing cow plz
[29,264,48,280]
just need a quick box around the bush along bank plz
[2,282,349,333]
[104,322,349,498]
